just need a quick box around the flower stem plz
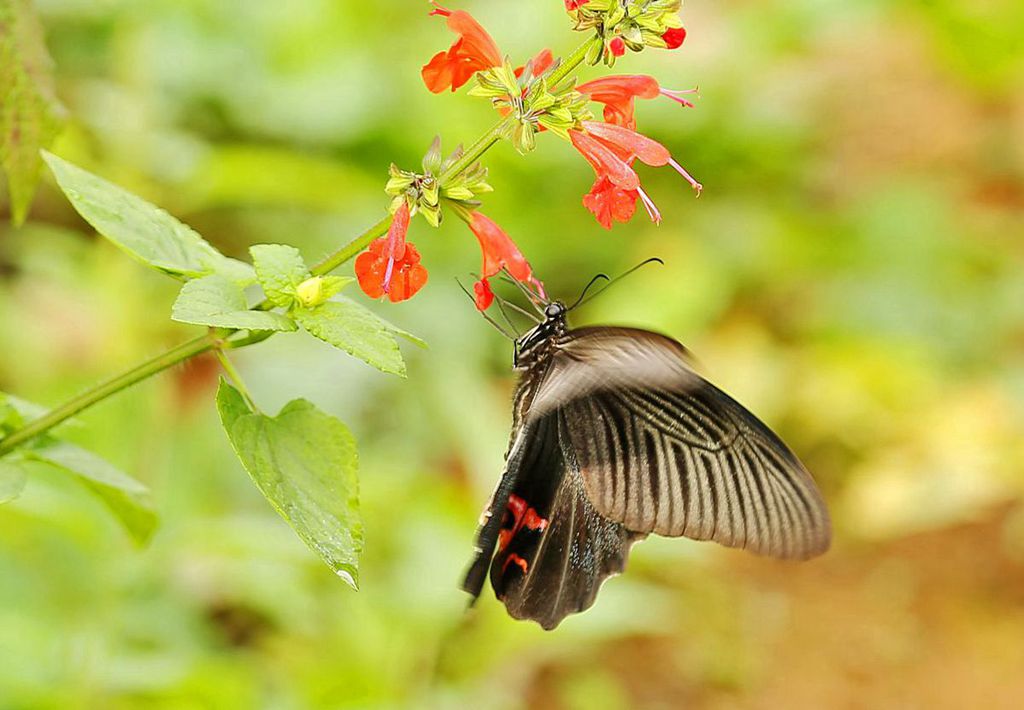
[0,38,603,455]
[0,332,221,455]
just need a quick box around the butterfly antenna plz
[492,292,520,334]
[572,257,665,310]
[455,278,516,340]
[567,273,611,310]
[498,273,547,316]
[493,293,541,324]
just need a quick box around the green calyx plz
[385,137,492,227]
[568,0,684,66]
[471,59,592,155]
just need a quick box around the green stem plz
[310,213,393,277]
[0,38,602,455]
[0,332,220,456]
[215,350,258,412]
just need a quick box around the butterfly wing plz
[462,412,642,630]
[537,327,832,560]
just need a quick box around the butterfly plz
[462,291,831,630]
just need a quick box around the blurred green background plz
[3,0,1024,707]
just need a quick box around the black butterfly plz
[462,297,831,630]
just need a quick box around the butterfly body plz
[463,301,831,630]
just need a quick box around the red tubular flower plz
[577,75,659,128]
[467,211,532,310]
[609,37,626,57]
[564,0,589,10]
[570,130,640,190]
[355,202,428,302]
[422,3,503,93]
[578,75,698,129]
[582,120,671,167]
[570,121,701,229]
[662,27,687,49]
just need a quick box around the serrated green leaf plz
[216,380,362,587]
[0,0,66,225]
[293,297,424,376]
[172,274,296,331]
[0,455,28,504]
[250,243,311,308]
[42,152,253,283]
[24,440,157,544]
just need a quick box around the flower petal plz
[469,212,532,282]
[662,27,687,50]
[582,121,671,167]
[582,175,638,230]
[422,6,502,93]
[569,130,640,190]
[473,278,495,310]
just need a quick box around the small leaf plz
[0,0,66,225]
[0,455,28,504]
[42,152,253,283]
[24,440,157,544]
[216,380,362,587]
[172,274,296,331]
[293,297,425,376]
[250,243,311,308]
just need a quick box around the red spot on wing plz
[503,554,529,575]
[497,494,549,552]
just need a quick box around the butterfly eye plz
[544,303,564,319]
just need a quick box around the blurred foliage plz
[2,0,1024,707]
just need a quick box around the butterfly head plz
[513,301,567,369]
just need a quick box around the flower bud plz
[296,276,327,308]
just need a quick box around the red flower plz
[609,37,626,57]
[578,74,697,129]
[355,202,428,302]
[514,48,554,79]
[570,120,701,229]
[662,27,687,49]
[467,211,532,310]
[564,0,589,9]
[473,279,495,310]
[422,3,502,93]
[582,176,638,230]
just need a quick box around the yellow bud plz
[296,276,324,308]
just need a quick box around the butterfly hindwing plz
[464,413,641,630]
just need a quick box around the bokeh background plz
[3,0,1024,707]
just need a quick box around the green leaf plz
[41,151,254,284]
[216,380,362,587]
[0,455,28,504]
[172,274,296,332]
[0,0,65,225]
[24,440,157,544]
[293,297,425,377]
[250,243,311,308]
